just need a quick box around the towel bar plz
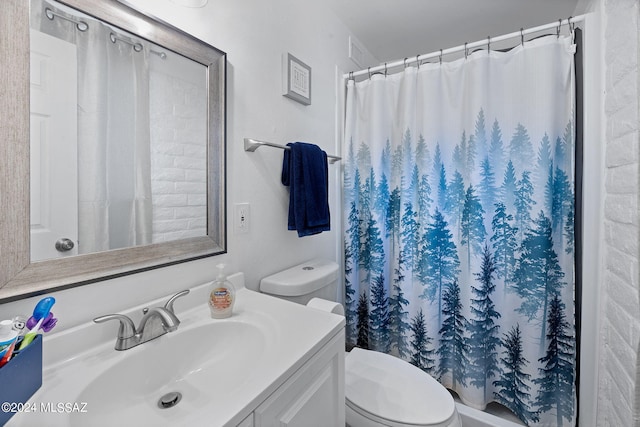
[244,138,341,164]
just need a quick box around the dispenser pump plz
[208,264,235,319]
[216,263,226,281]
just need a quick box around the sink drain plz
[158,391,182,409]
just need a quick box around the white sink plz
[7,279,344,427]
[72,321,266,427]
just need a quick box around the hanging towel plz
[281,142,330,237]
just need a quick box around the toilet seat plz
[345,348,457,427]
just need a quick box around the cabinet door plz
[237,413,254,427]
[254,331,345,427]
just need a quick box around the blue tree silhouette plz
[479,156,497,217]
[544,164,555,218]
[536,133,553,191]
[432,143,444,192]
[489,119,505,176]
[356,291,370,349]
[345,195,362,345]
[446,170,466,235]
[467,134,477,174]
[564,200,575,254]
[455,132,467,178]
[375,172,390,225]
[344,235,357,344]
[461,185,487,266]
[437,280,469,388]
[453,144,464,174]
[418,209,460,325]
[362,215,385,282]
[500,160,517,213]
[513,211,566,344]
[410,308,436,374]
[385,187,401,248]
[534,293,575,427]
[417,174,432,232]
[437,164,448,212]
[467,244,502,399]
[493,324,539,424]
[408,164,420,203]
[475,108,488,155]
[551,167,572,233]
[369,274,390,352]
[491,202,518,285]
[401,202,420,270]
[514,170,535,244]
[389,255,411,358]
[509,123,534,174]
[416,133,431,171]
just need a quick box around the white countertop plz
[6,274,345,426]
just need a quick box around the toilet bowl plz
[346,348,461,427]
[260,259,462,427]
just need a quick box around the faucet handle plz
[164,290,190,314]
[94,314,136,338]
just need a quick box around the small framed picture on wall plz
[282,53,311,105]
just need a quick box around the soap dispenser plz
[208,264,235,319]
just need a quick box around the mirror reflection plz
[29,0,208,262]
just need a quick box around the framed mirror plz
[0,0,226,301]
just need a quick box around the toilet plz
[260,259,462,427]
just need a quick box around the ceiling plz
[326,0,589,66]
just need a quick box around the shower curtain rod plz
[344,14,586,80]
[45,6,167,58]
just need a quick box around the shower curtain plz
[344,35,576,426]
[31,0,153,253]
[75,18,153,253]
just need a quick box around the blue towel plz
[281,142,330,237]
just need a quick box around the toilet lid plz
[345,348,455,426]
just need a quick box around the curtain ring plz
[416,54,420,69]
[557,19,562,38]
[384,62,387,77]
[464,42,468,59]
[568,16,576,35]
[348,71,354,81]
[520,28,524,46]
[487,36,491,53]
[404,57,408,68]
[439,49,443,65]
[368,67,372,79]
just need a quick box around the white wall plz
[0,0,376,332]
[596,0,640,425]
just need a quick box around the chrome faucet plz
[94,290,190,351]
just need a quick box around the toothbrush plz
[18,297,55,350]
[26,312,57,333]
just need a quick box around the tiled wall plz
[597,0,640,425]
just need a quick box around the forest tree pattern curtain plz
[344,35,576,426]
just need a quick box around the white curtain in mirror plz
[76,17,152,253]
[31,0,153,254]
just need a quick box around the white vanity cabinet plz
[6,281,346,427]
[250,330,345,427]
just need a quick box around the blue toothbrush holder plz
[0,335,43,425]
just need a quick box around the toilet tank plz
[260,259,339,305]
